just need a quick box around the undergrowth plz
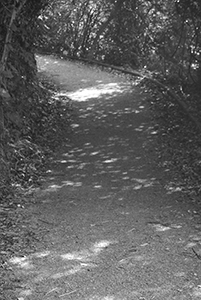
[1,73,74,300]
[144,79,201,200]
[7,73,72,192]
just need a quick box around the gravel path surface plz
[10,55,201,300]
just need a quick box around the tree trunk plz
[0,97,8,185]
[0,0,27,184]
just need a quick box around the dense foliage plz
[37,0,201,86]
[0,0,73,194]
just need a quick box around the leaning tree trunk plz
[0,0,27,185]
[0,96,7,185]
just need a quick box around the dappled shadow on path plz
[42,86,160,195]
[10,221,197,300]
[10,239,118,298]
[11,56,199,300]
[36,54,184,195]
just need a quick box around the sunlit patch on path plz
[36,54,132,94]
[65,82,132,102]
[9,240,118,298]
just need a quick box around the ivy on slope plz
[145,81,201,200]
[7,73,72,190]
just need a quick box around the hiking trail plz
[9,55,201,300]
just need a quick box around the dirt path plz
[10,55,201,300]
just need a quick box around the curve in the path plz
[9,55,201,300]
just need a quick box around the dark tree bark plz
[0,0,27,183]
